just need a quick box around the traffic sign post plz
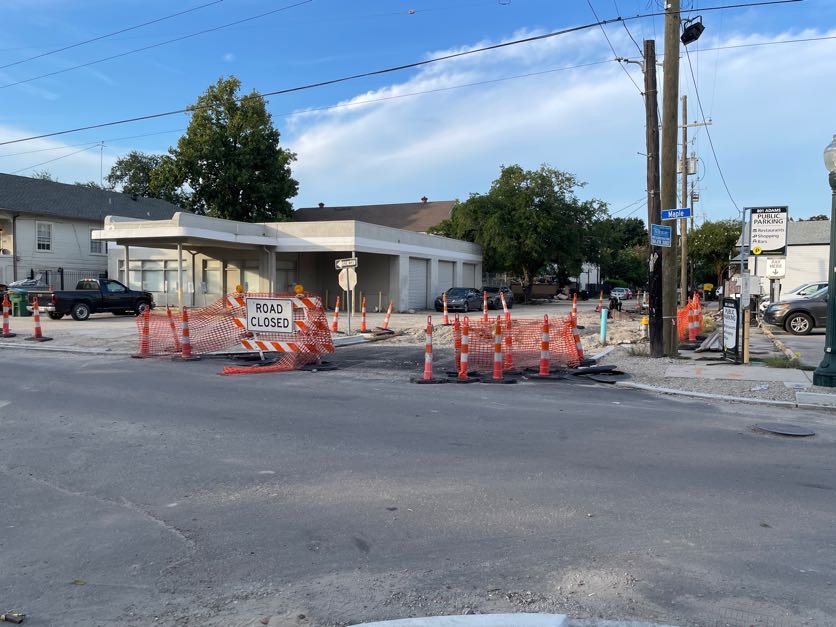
[335,257,358,270]
[661,207,692,220]
[650,224,672,247]
[337,265,358,334]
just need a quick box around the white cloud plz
[284,27,836,221]
[223,52,236,63]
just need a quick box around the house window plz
[36,222,52,252]
[90,229,104,254]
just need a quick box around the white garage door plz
[462,263,476,288]
[408,258,428,309]
[438,261,454,294]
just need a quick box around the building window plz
[36,222,52,252]
[90,229,104,254]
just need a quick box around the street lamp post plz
[813,135,836,387]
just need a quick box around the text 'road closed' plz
[245,298,294,333]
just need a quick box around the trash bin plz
[9,289,31,316]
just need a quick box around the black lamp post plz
[813,135,836,387]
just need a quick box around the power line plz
[0,128,185,159]
[587,0,644,94]
[610,195,647,214]
[612,0,645,54]
[683,45,738,212]
[11,144,100,175]
[0,0,313,90]
[0,1,223,71]
[0,0,804,147]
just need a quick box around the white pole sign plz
[245,298,294,332]
[748,206,788,256]
[766,257,786,279]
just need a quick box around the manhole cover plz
[753,423,815,437]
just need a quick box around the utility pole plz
[679,95,689,307]
[660,0,680,355]
[644,39,663,358]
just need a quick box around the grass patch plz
[626,344,649,357]
[760,355,803,369]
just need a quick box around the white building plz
[0,173,179,288]
[742,219,829,298]
[95,203,482,312]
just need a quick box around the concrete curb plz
[617,380,836,412]
[588,346,616,362]
[758,320,798,362]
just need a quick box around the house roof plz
[787,219,830,245]
[0,172,182,222]
[293,200,456,232]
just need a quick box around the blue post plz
[600,307,609,345]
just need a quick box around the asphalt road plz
[1,345,835,627]
[764,326,826,367]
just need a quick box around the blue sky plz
[1,0,834,223]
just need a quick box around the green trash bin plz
[9,289,31,317]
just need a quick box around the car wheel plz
[48,312,64,320]
[70,303,91,321]
[785,312,813,335]
[134,300,151,316]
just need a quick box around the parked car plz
[483,286,514,310]
[609,287,631,301]
[434,287,483,312]
[763,286,828,335]
[758,281,828,313]
[28,278,155,321]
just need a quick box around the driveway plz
[765,325,826,367]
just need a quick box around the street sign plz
[338,267,357,291]
[765,257,786,279]
[650,224,672,247]
[748,206,788,256]
[245,298,294,333]
[335,257,358,270]
[661,207,692,220]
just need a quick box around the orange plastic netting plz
[453,315,581,372]
[676,295,705,341]
[136,293,334,373]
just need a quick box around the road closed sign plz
[245,298,294,333]
[749,206,788,256]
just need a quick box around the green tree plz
[588,216,647,287]
[31,170,57,181]
[74,180,109,190]
[689,219,741,290]
[106,151,160,195]
[430,164,604,301]
[168,76,298,221]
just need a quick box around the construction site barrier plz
[676,294,704,342]
[2,293,16,338]
[452,313,580,374]
[135,293,333,373]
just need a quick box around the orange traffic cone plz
[411,316,447,384]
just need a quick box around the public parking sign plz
[749,206,788,256]
[650,224,672,247]
[245,297,294,333]
[661,207,692,220]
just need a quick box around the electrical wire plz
[610,196,647,214]
[683,45,738,212]
[11,144,99,174]
[587,0,644,94]
[612,0,645,55]
[0,128,185,159]
[0,1,223,71]
[0,0,313,90]
[0,0,805,147]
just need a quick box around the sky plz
[0,0,834,224]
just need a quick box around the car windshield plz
[483,287,499,293]
[446,288,470,297]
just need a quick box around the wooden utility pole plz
[644,39,663,358]
[660,0,680,355]
[680,95,689,307]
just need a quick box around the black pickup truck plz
[28,278,155,321]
